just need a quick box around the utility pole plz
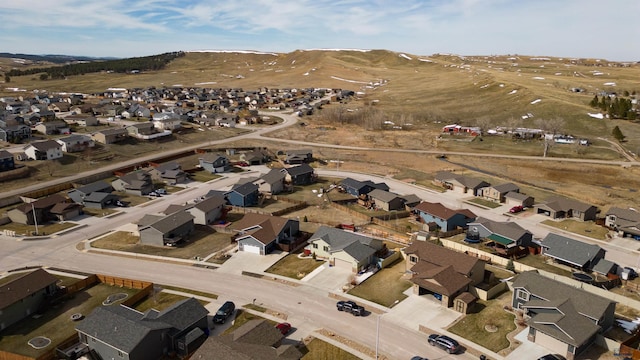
[31,202,38,235]
[375,314,380,359]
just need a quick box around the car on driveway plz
[213,301,235,324]
[428,334,459,354]
[276,322,292,335]
[624,267,639,280]
[509,205,524,213]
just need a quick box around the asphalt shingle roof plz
[0,269,58,310]
[540,233,604,267]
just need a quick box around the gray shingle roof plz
[368,188,402,203]
[229,181,259,196]
[490,183,520,194]
[513,271,613,347]
[471,217,531,241]
[149,211,194,233]
[309,226,381,251]
[283,163,314,177]
[76,297,207,353]
[540,233,604,267]
[75,181,113,195]
[537,196,596,213]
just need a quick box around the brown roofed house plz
[0,269,59,332]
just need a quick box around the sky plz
[0,0,638,61]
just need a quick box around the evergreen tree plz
[589,95,599,108]
[506,259,515,272]
[612,126,625,141]
[3,74,9,83]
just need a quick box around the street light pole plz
[375,314,380,359]
[31,202,38,235]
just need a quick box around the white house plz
[24,139,63,160]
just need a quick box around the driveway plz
[504,329,552,360]
[216,250,288,275]
[385,289,462,332]
[302,262,353,292]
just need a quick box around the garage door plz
[242,244,261,254]
[535,331,568,355]
[332,258,354,271]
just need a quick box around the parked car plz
[213,301,235,324]
[537,355,566,360]
[410,357,428,360]
[509,205,524,213]
[114,200,129,207]
[155,188,167,195]
[148,191,161,197]
[624,267,638,279]
[336,300,364,316]
[275,322,292,335]
[428,334,459,354]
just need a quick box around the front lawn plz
[90,226,233,260]
[0,221,76,236]
[347,259,412,307]
[265,254,325,279]
[541,219,609,240]
[132,292,191,312]
[447,294,517,353]
[466,198,502,209]
[301,338,361,360]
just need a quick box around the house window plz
[312,243,318,249]
[118,350,124,357]
[409,255,418,263]
[568,345,575,353]
[323,246,329,252]
[517,289,529,301]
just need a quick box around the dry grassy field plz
[2,50,640,208]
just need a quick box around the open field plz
[0,221,75,236]
[541,219,611,240]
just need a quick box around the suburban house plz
[400,194,422,209]
[413,202,476,232]
[149,161,188,185]
[231,213,300,255]
[126,122,156,137]
[75,297,209,360]
[138,211,195,247]
[7,194,69,225]
[68,181,117,209]
[504,192,535,208]
[478,183,520,203]
[189,319,302,359]
[285,149,313,164]
[511,271,616,360]
[281,163,316,185]
[225,182,260,207]
[341,178,390,197]
[185,195,227,225]
[253,169,286,195]
[605,207,640,239]
[0,269,59,332]
[91,128,128,144]
[49,202,83,221]
[152,117,182,131]
[199,153,230,173]
[112,170,154,196]
[466,217,534,257]
[0,124,31,143]
[404,241,484,310]
[23,139,63,161]
[539,233,609,273]
[534,196,599,221]
[433,171,490,196]
[34,120,69,135]
[305,226,384,272]
[240,149,272,165]
[0,150,16,172]
[55,134,95,153]
[367,189,407,211]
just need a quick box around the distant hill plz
[0,53,117,64]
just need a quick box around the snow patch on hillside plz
[189,50,278,56]
[588,113,604,119]
[418,58,433,63]
[530,99,541,104]
[603,82,616,86]
[302,48,371,52]
[330,76,369,84]
[399,53,412,60]
[508,90,518,95]
[532,76,545,80]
